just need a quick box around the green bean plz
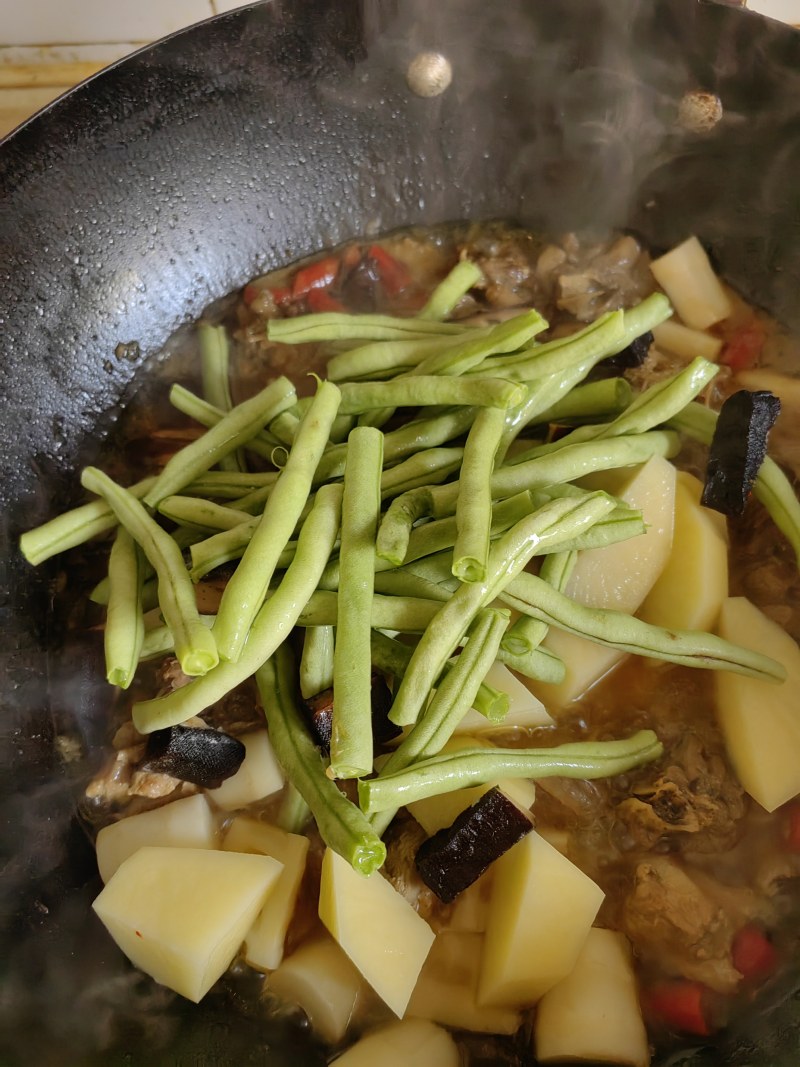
[269,410,303,447]
[19,476,156,566]
[427,431,681,517]
[275,782,313,835]
[183,470,280,498]
[139,615,215,661]
[453,406,506,583]
[495,643,566,684]
[471,309,625,380]
[189,517,256,580]
[419,260,484,320]
[604,291,673,356]
[331,426,384,779]
[104,527,145,689]
[536,378,633,425]
[338,376,526,415]
[387,609,509,775]
[502,550,577,656]
[379,447,464,500]
[132,483,343,732]
[145,377,296,508]
[199,323,243,473]
[81,467,218,678]
[368,630,509,723]
[358,730,664,814]
[330,414,356,443]
[494,362,595,464]
[387,492,616,726]
[412,311,548,377]
[169,384,284,462]
[313,406,477,485]
[299,625,335,700]
[296,591,440,632]
[376,487,437,567]
[369,607,509,835]
[157,496,252,532]
[372,571,452,602]
[327,333,484,383]
[256,648,386,875]
[212,380,342,663]
[268,313,471,344]
[671,403,800,568]
[523,355,717,459]
[500,571,787,682]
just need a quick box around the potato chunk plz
[223,817,309,970]
[332,1019,460,1067]
[92,846,282,1002]
[479,831,604,1006]
[535,455,676,706]
[318,847,435,1017]
[639,471,728,632]
[95,793,217,884]
[715,596,800,811]
[205,730,284,811]
[268,936,365,1045]
[535,928,650,1066]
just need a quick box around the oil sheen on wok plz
[26,222,800,1066]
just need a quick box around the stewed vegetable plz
[22,222,800,1066]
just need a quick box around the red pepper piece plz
[292,256,340,299]
[721,320,766,373]
[270,285,292,306]
[782,801,800,852]
[643,980,711,1036]
[732,924,778,981]
[306,288,345,313]
[367,244,412,297]
[242,282,261,305]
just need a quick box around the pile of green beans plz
[19,254,795,876]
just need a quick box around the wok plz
[2,0,800,1062]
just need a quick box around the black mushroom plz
[142,725,246,789]
[702,390,781,517]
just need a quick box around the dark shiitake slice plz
[142,725,246,788]
[415,787,533,903]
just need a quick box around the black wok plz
[2,0,800,1063]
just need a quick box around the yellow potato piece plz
[318,847,435,1018]
[479,831,604,1007]
[408,931,522,1035]
[535,455,676,707]
[455,660,554,734]
[715,596,800,811]
[268,936,364,1045]
[652,319,722,362]
[650,235,733,329]
[205,730,284,811]
[535,928,650,1066]
[332,1019,460,1067]
[95,793,217,884]
[92,846,282,1002]
[639,471,728,632]
[223,817,309,970]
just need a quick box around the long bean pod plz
[169,385,280,461]
[331,426,384,779]
[327,332,483,383]
[132,483,343,733]
[268,312,471,344]
[212,380,342,662]
[501,571,787,682]
[256,649,386,875]
[387,492,616,726]
[81,467,218,677]
[502,550,577,656]
[199,322,243,472]
[358,730,664,813]
[453,406,506,582]
[103,527,145,689]
[145,377,296,506]
[157,496,252,532]
[299,625,335,700]
[419,260,484,320]
[338,376,526,414]
[19,476,157,566]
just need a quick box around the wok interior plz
[2,0,800,1062]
